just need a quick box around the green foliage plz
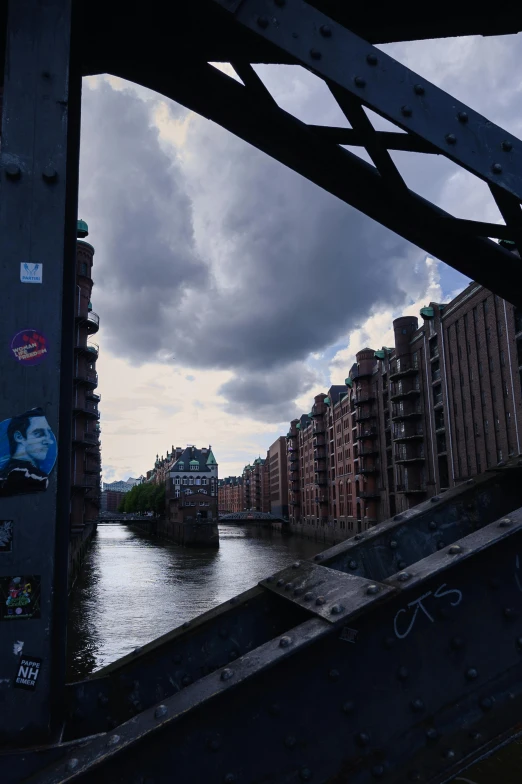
[122,482,166,515]
[117,499,126,513]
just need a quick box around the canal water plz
[66,523,323,681]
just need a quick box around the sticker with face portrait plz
[0,409,57,497]
[0,575,41,620]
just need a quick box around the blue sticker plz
[0,409,57,497]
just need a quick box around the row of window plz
[174,476,215,486]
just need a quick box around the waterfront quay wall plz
[287,521,352,547]
[130,518,219,548]
[68,522,97,590]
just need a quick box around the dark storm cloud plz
[219,363,319,423]
[80,78,429,382]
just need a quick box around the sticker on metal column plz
[0,575,41,620]
[0,520,14,553]
[10,329,48,366]
[0,408,57,497]
[20,262,43,284]
[14,656,42,690]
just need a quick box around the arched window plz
[196,477,201,485]
[175,477,180,485]
[182,477,187,485]
[202,477,207,485]
[189,476,194,485]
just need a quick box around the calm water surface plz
[66,523,323,680]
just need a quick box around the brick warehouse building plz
[71,220,102,534]
[287,282,522,544]
[268,437,288,520]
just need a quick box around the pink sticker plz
[10,330,48,366]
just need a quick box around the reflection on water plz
[66,523,323,681]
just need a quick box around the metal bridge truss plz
[3,460,522,782]
[2,1,522,781]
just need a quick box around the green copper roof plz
[206,450,217,465]
[420,306,434,319]
[374,350,385,359]
[189,459,199,465]
[77,218,89,238]
[324,397,330,405]
[345,377,353,387]
[296,423,301,430]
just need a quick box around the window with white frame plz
[189,476,194,485]
[202,477,208,485]
[182,477,187,485]
[175,477,180,485]
[196,477,201,485]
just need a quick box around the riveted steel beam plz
[214,0,522,203]
[20,508,522,784]
[116,58,522,306]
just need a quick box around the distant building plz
[71,219,101,533]
[102,480,135,493]
[218,476,243,514]
[285,281,522,544]
[268,436,288,520]
[166,445,219,522]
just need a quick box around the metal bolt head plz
[221,668,233,681]
[224,775,237,783]
[428,521,437,530]
[182,621,190,629]
[319,24,332,37]
[394,514,403,521]
[266,575,274,583]
[443,750,456,760]
[310,48,322,60]
[257,15,269,28]
[480,696,493,711]
[516,637,522,650]
[67,759,79,772]
[154,705,168,719]
[293,587,303,597]
[314,554,322,561]
[330,604,343,615]
[107,734,120,746]
[355,732,370,747]
[504,607,516,620]
[413,84,425,96]
[315,596,326,606]
[397,571,411,582]
[397,666,409,681]
[426,728,439,741]
[466,668,478,680]
[354,534,362,540]
[372,766,385,779]
[445,134,457,145]
[300,767,312,781]
[457,111,468,123]
[449,545,462,555]
[42,165,57,181]
[329,669,340,681]
[284,582,292,592]
[277,578,284,587]
[411,699,424,712]
[354,76,366,88]
[390,540,398,549]
[367,584,380,595]
[280,636,292,648]
[348,560,358,569]
[342,700,355,714]
[304,591,313,601]
[292,561,300,569]
[501,140,513,152]
[492,163,502,174]
[5,163,21,180]
[431,496,440,503]
[366,53,378,65]
[499,518,512,527]
[401,105,412,117]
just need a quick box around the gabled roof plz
[171,446,216,473]
[206,449,217,465]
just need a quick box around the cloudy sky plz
[78,31,522,482]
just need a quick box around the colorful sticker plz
[0,520,13,553]
[14,656,42,690]
[0,576,41,620]
[0,409,56,497]
[10,330,48,366]
[20,263,43,284]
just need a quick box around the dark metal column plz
[0,0,80,746]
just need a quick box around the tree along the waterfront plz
[118,484,165,515]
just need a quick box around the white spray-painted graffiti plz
[393,584,463,639]
[13,640,24,656]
